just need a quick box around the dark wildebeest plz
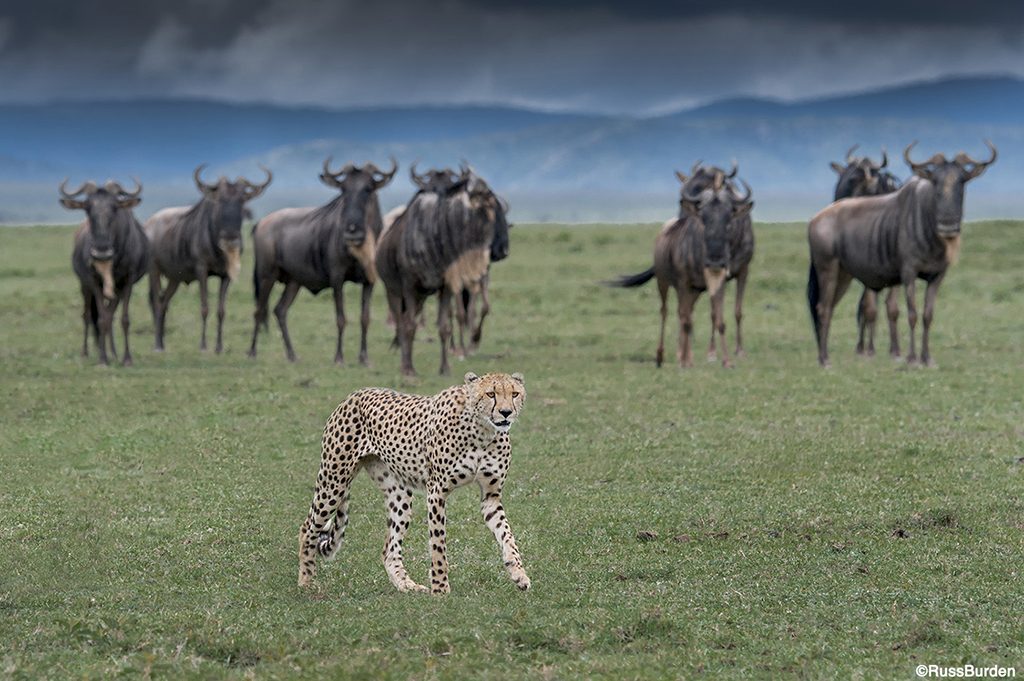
[808,141,997,367]
[145,164,272,353]
[673,161,756,361]
[248,157,396,364]
[610,171,754,368]
[830,145,906,357]
[377,166,510,376]
[63,179,150,366]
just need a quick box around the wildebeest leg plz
[95,291,111,366]
[676,288,699,368]
[80,287,92,357]
[198,272,210,351]
[856,288,878,356]
[471,275,491,350]
[814,262,852,368]
[453,287,468,360]
[885,287,901,358]
[332,284,347,365]
[398,290,419,377]
[437,287,454,376]
[920,273,945,367]
[120,284,134,367]
[903,275,920,365]
[655,279,670,367]
[358,283,372,367]
[710,286,732,369]
[733,265,749,357]
[248,276,275,358]
[155,279,180,352]
[148,268,161,350]
[215,278,229,354]
[274,280,302,362]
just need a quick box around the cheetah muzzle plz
[298,371,530,595]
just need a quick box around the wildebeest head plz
[410,163,461,194]
[459,165,512,262]
[831,144,889,200]
[903,140,997,237]
[60,178,142,299]
[681,174,753,295]
[194,164,272,280]
[675,159,738,196]
[320,157,397,244]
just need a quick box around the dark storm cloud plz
[1,0,1023,112]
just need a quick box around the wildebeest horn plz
[59,178,96,198]
[956,140,998,178]
[731,178,753,204]
[845,144,860,163]
[244,165,273,199]
[903,142,943,174]
[193,164,218,195]
[690,159,703,175]
[322,156,344,178]
[108,177,142,199]
[320,157,347,188]
[674,170,688,184]
[726,160,738,179]
[371,156,398,186]
[879,148,888,168]
[409,161,428,189]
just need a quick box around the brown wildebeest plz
[248,157,396,363]
[377,166,510,376]
[808,141,997,367]
[610,173,754,368]
[672,161,756,361]
[830,145,905,357]
[145,164,271,353]
[63,179,149,366]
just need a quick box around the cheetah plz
[298,371,530,594]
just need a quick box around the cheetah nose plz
[499,409,512,418]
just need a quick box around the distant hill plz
[1,75,1020,223]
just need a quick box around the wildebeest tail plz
[605,266,655,288]
[807,263,821,346]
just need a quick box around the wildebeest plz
[377,166,510,376]
[610,169,754,368]
[248,157,396,363]
[62,179,150,366]
[675,162,756,361]
[808,141,997,367]
[831,145,905,357]
[145,164,272,353]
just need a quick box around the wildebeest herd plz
[62,141,995,372]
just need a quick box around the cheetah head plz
[464,371,525,434]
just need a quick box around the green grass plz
[1,221,1022,679]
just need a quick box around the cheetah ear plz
[464,371,480,384]
[511,372,524,385]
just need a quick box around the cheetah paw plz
[398,581,429,594]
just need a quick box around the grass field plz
[1,220,1022,679]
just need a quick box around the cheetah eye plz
[512,392,519,398]
[485,391,495,398]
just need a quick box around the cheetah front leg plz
[479,475,531,591]
[427,485,452,594]
[367,461,427,593]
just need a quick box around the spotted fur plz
[298,371,529,594]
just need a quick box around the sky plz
[2,0,1024,113]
